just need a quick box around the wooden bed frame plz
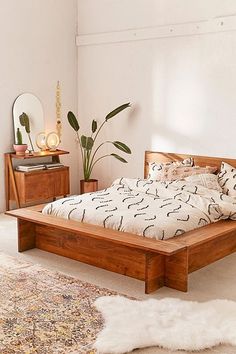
[6,151,236,294]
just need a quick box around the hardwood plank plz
[145,253,164,293]
[8,149,69,160]
[18,219,35,252]
[35,224,146,280]
[188,230,236,273]
[165,248,188,292]
[171,220,236,247]
[4,154,10,211]
[6,209,185,255]
[7,154,20,207]
[23,204,47,212]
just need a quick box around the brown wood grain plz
[145,253,164,293]
[13,167,69,204]
[4,154,10,211]
[5,151,70,210]
[8,149,69,160]
[165,248,188,292]
[188,230,236,273]
[7,208,185,256]
[18,219,36,252]
[35,224,146,280]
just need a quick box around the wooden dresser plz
[5,150,70,210]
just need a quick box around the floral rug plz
[0,252,117,354]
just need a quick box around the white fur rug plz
[94,296,236,354]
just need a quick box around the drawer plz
[14,167,70,204]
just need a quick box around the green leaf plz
[81,135,94,150]
[113,141,131,154]
[105,102,131,121]
[111,153,127,163]
[68,111,80,131]
[91,120,97,133]
[19,112,30,133]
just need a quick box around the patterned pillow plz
[155,166,217,182]
[148,157,193,180]
[218,162,236,196]
[185,173,222,192]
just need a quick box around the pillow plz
[148,157,193,180]
[150,165,217,182]
[185,173,222,192]
[218,162,236,196]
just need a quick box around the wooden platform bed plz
[6,151,236,294]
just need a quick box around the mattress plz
[42,178,236,240]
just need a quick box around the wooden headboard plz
[144,151,236,179]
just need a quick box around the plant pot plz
[80,179,98,194]
[13,144,28,155]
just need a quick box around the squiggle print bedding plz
[42,178,236,240]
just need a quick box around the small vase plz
[13,144,28,155]
[80,179,98,194]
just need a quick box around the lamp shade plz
[46,132,60,151]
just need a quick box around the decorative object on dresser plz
[7,151,236,294]
[36,132,47,151]
[36,131,60,152]
[19,112,34,152]
[13,93,45,152]
[67,103,131,194]
[46,131,60,151]
[13,128,28,155]
[4,150,69,211]
[55,80,62,141]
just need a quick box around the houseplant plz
[19,112,34,152]
[68,102,131,193]
[13,128,28,155]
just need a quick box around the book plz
[44,162,64,169]
[16,162,64,172]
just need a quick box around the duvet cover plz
[42,178,236,240]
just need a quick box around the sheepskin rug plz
[94,296,236,354]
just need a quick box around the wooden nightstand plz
[5,150,70,211]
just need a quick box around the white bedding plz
[42,178,236,240]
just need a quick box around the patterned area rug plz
[0,252,117,354]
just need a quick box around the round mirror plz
[13,93,45,151]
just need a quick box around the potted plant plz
[13,128,28,155]
[68,103,131,193]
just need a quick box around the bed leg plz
[145,253,165,294]
[17,219,36,252]
[165,248,188,292]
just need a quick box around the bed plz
[6,151,236,293]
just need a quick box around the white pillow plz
[218,162,236,196]
[185,173,222,192]
[148,157,193,180]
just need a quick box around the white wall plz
[0,0,78,212]
[77,0,236,189]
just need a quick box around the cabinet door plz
[24,167,70,203]
[24,172,54,202]
[53,168,70,196]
